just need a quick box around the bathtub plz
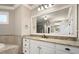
[0,43,5,49]
[0,43,19,54]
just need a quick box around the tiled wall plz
[0,35,22,54]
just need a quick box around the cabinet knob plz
[69,32,71,35]
[25,50,27,52]
[65,48,70,51]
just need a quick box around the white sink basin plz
[0,43,5,49]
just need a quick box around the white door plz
[40,46,55,54]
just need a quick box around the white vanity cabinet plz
[23,38,79,54]
[29,40,55,54]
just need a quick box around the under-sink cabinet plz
[23,38,79,54]
[30,40,55,54]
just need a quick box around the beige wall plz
[14,5,31,35]
[14,5,32,53]
[14,6,22,35]
[21,6,31,35]
[0,9,15,35]
[0,5,32,36]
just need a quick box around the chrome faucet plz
[42,34,47,38]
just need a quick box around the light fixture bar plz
[37,4,53,11]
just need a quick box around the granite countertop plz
[26,36,79,48]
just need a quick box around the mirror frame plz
[30,4,77,38]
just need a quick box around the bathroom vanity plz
[23,4,79,54]
[23,37,79,54]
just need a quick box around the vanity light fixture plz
[41,5,44,10]
[38,7,41,11]
[44,4,48,9]
[37,4,53,11]
[49,4,52,7]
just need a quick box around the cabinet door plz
[30,45,39,54]
[30,40,39,54]
[56,50,69,54]
[56,44,79,54]
[40,46,55,54]
[30,40,56,54]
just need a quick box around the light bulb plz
[44,5,48,9]
[49,4,52,7]
[41,6,44,10]
[38,7,41,11]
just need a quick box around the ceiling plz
[0,4,40,10]
[0,4,15,7]
[25,4,40,10]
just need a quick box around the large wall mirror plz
[31,5,77,37]
[37,8,71,34]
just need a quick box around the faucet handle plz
[42,34,47,38]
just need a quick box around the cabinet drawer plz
[23,38,30,43]
[40,46,55,54]
[23,39,30,46]
[56,44,79,54]
[40,41,55,48]
[23,42,29,47]
[23,48,29,54]
[30,40,55,48]
[40,42,55,48]
[23,38,30,54]
[56,50,69,54]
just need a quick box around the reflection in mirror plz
[36,7,72,35]
[37,15,51,33]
